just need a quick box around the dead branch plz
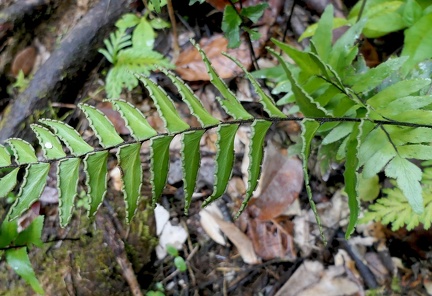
[0,0,133,142]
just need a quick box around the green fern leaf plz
[328,18,366,76]
[386,95,432,112]
[382,109,432,125]
[385,155,423,214]
[311,5,333,62]
[358,127,396,178]
[322,122,354,145]
[301,119,325,242]
[105,49,173,99]
[0,144,11,166]
[192,40,253,120]
[57,158,80,227]
[84,151,108,216]
[6,139,37,164]
[132,18,156,50]
[150,135,174,206]
[140,76,190,133]
[308,48,346,91]
[203,123,239,207]
[117,143,142,223]
[181,130,205,214]
[40,119,93,157]
[398,144,432,160]
[31,124,66,159]
[367,79,431,110]
[98,30,132,64]
[222,54,286,118]
[361,186,432,231]
[162,69,220,127]
[387,126,432,145]
[344,121,362,238]
[236,120,272,218]
[348,57,408,93]
[0,168,19,198]
[268,47,330,117]
[8,163,50,221]
[79,104,124,148]
[110,99,158,141]
[271,39,319,76]
[14,215,44,247]
[5,247,44,294]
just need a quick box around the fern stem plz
[4,116,432,170]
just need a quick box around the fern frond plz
[361,185,432,231]
[98,30,132,64]
[3,24,432,241]
[106,49,174,99]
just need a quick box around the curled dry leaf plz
[175,34,251,81]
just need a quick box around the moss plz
[126,199,158,272]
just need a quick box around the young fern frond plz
[98,30,132,64]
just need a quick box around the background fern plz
[99,13,174,99]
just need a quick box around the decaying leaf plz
[155,204,188,259]
[199,203,227,246]
[275,260,362,296]
[200,203,260,264]
[252,143,303,221]
[175,34,251,81]
[246,214,296,261]
[12,46,37,77]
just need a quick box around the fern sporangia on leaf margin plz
[3,5,432,245]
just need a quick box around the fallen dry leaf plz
[214,215,260,264]
[17,202,41,232]
[200,203,260,264]
[175,34,252,81]
[199,203,227,246]
[205,0,231,10]
[246,215,296,261]
[252,142,303,221]
[275,261,362,296]
[109,167,123,191]
[154,204,188,259]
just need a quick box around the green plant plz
[99,13,173,99]
[301,0,432,74]
[146,282,165,296]
[221,1,269,48]
[4,3,432,293]
[11,70,31,93]
[166,244,187,272]
[0,216,45,294]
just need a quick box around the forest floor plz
[1,0,432,295]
